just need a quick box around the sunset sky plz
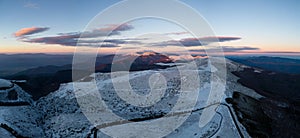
[0,0,299,55]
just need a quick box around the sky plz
[0,0,299,55]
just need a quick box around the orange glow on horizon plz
[1,43,299,55]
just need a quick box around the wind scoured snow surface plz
[0,58,256,137]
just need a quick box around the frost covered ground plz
[0,58,260,137]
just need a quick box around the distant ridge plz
[227,56,300,74]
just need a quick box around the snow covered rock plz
[0,79,13,89]
[0,79,33,104]
[0,79,43,137]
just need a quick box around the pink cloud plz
[14,27,49,37]
[99,23,133,32]
[152,36,241,47]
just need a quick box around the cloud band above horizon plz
[14,27,49,37]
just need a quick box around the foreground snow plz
[0,58,258,137]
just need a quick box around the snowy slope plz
[0,57,261,137]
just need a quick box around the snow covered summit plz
[0,58,257,137]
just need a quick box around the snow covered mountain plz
[0,57,297,137]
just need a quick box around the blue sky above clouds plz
[0,0,299,54]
